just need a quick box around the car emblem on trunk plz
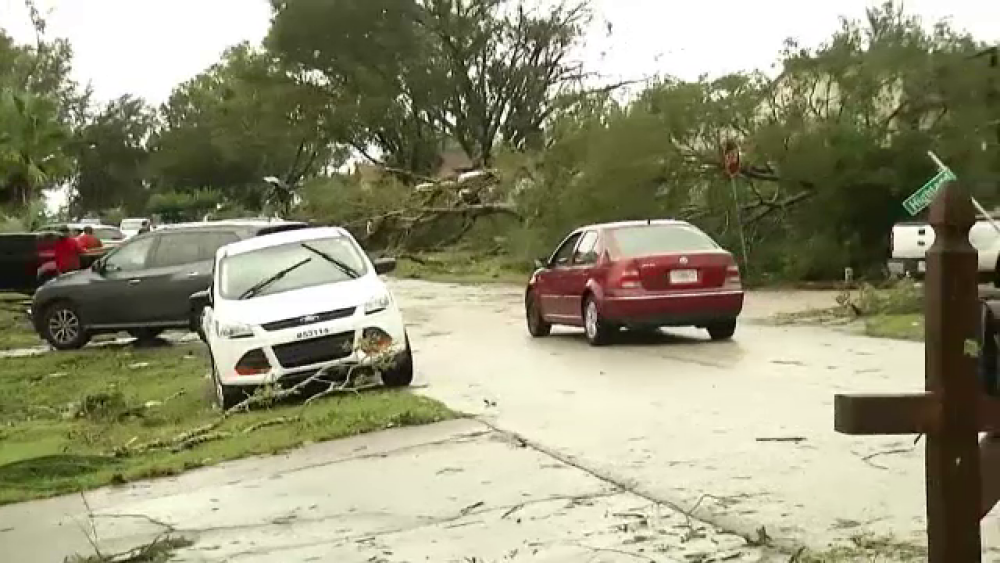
[679,256,689,265]
[301,314,319,324]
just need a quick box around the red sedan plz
[524,220,744,346]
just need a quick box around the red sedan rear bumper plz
[601,290,744,327]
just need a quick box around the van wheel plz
[41,301,90,350]
[382,337,414,387]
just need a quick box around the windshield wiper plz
[300,243,360,279]
[239,257,312,300]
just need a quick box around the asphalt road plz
[8,280,1000,561]
[390,279,1000,554]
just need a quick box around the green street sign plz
[903,167,957,216]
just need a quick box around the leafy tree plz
[267,0,591,173]
[150,43,345,210]
[0,88,73,207]
[0,6,85,211]
[147,189,223,223]
[70,95,156,214]
[495,2,998,279]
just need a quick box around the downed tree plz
[343,170,524,251]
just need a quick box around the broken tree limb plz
[351,203,522,226]
[241,416,301,435]
[111,341,397,457]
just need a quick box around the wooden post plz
[923,180,981,561]
[834,180,987,562]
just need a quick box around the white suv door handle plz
[128,279,141,285]
[186,272,199,278]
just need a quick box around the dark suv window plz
[105,236,156,272]
[148,231,240,268]
[198,232,240,261]
[150,232,204,268]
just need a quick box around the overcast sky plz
[1,0,998,106]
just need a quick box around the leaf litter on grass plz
[0,341,454,504]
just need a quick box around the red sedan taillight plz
[724,264,742,290]
[618,268,641,289]
[609,258,641,289]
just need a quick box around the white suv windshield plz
[219,236,369,300]
[121,220,145,230]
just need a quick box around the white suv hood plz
[215,276,386,326]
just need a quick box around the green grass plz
[0,342,455,505]
[0,292,42,350]
[864,314,924,341]
[793,533,925,562]
[769,282,928,342]
[393,251,530,284]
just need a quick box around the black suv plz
[32,219,309,350]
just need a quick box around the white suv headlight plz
[216,321,254,339]
[364,292,391,315]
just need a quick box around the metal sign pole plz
[723,141,750,268]
[730,175,750,268]
[928,151,1000,235]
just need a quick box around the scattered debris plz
[747,526,771,547]
[500,503,523,520]
[755,437,808,444]
[63,535,192,563]
[858,446,916,469]
[459,501,485,516]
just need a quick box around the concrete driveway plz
[1,420,768,562]
[390,280,998,555]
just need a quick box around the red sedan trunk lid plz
[635,251,732,291]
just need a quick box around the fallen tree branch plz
[112,341,395,457]
[858,446,916,470]
[241,416,300,434]
[352,203,522,226]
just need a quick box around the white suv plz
[198,226,412,409]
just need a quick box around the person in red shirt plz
[53,226,83,274]
[75,225,103,252]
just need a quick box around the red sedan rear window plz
[609,224,719,258]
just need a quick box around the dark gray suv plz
[32,220,309,350]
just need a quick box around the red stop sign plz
[724,146,740,178]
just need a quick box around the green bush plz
[837,279,923,316]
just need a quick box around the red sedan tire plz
[583,296,615,346]
[526,292,551,337]
[707,319,737,341]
